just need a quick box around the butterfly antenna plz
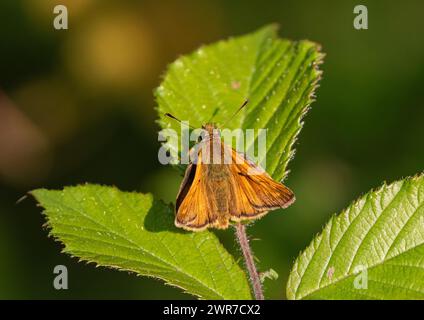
[222,99,249,128]
[164,113,196,129]
[207,107,220,123]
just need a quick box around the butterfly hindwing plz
[175,149,220,231]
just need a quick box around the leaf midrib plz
[241,27,274,127]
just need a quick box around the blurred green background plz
[0,0,423,299]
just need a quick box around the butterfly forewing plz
[229,147,295,216]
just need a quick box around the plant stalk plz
[234,222,264,300]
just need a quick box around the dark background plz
[0,0,423,299]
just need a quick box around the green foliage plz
[30,25,324,300]
[30,24,424,300]
[156,25,323,181]
[32,185,251,299]
[287,175,424,299]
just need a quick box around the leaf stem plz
[234,222,264,300]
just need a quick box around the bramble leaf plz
[287,175,424,300]
[156,25,323,181]
[32,185,251,299]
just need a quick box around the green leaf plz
[156,25,323,181]
[287,175,424,300]
[32,185,252,299]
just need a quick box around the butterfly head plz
[200,123,220,142]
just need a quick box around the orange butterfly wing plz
[175,150,219,231]
[228,147,295,220]
[175,144,295,231]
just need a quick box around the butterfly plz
[165,101,295,231]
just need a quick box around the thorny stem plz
[234,222,264,300]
